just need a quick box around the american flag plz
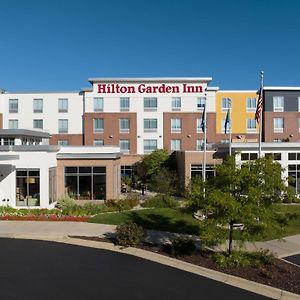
[255,87,263,123]
[201,104,206,132]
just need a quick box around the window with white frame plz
[197,118,204,132]
[58,98,68,113]
[120,97,130,111]
[172,97,181,111]
[144,139,157,152]
[33,99,43,113]
[144,97,157,111]
[58,140,69,146]
[222,98,231,110]
[119,118,130,133]
[171,139,181,151]
[221,118,231,133]
[246,98,256,111]
[273,117,284,133]
[8,119,18,129]
[120,139,130,152]
[94,118,104,133]
[33,119,43,129]
[273,96,284,112]
[9,99,18,113]
[94,139,104,146]
[144,118,157,132]
[171,118,181,132]
[247,118,256,133]
[298,97,300,112]
[94,97,104,112]
[58,119,68,133]
[196,139,204,151]
[197,97,205,110]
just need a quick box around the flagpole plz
[202,94,207,183]
[229,99,232,156]
[258,71,264,158]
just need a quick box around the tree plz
[188,155,288,256]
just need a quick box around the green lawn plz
[89,208,201,235]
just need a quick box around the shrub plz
[171,237,196,257]
[104,198,139,212]
[56,195,76,210]
[115,221,144,247]
[142,195,179,209]
[213,250,274,268]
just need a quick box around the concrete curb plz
[1,234,299,300]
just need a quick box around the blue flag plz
[201,104,206,132]
[224,108,230,134]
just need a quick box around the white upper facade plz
[0,92,83,134]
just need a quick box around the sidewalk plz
[0,221,299,258]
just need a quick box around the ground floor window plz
[49,167,57,204]
[65,166,106,200]
[191,164,216,180]
[16,169,40,206]
[288,164,300,194]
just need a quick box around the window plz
[144,97,157,111]
[222,98,231,110]
[94,118,104,133]
[241,153,258,161]
[8,119,18,129]
[16,169,40,207]
[171,118,181,133]
[247,98,256,111]
[144,118,157,132]
[120,97,130,111]
[191,164,216,180]
[119,118,130,133]
[273,96,284,112]
[265,153,281,160]
[94,97,103,112]
[172,97,181,111]
[58,119,68,133]
[94,139,104,146]
[171,139,181,151]
[196,139,204,151]
[58,140,69,146]
[144,139,157,153]
[9,99,18,113]
[298,97,300,112]
[33,119,43,129]
[288,153,300,160]
[221,118,231,133]
[298,118,300,132]
[288,164,300,195]
[197,97,205,110]
[247,119,256,133]
[33,99,43,113]
[120,139,130,152]
[65,166,106,200]
[3,138,15,145]
[58,98,68,113]
[197,118,204,133]
[274,117,284,133]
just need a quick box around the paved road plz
[283,254,300,266]
[0,238,270,300]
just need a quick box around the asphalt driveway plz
[0,238,270,300]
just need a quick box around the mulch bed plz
[70,236,300,295]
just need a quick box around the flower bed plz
[0,215,90,222]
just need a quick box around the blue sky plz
[0,0,299,91]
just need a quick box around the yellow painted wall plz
[216,91,258,134]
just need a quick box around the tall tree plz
[189,155,289,255]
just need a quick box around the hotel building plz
[0,78,300,208]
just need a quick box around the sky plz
[0,0,299,91]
